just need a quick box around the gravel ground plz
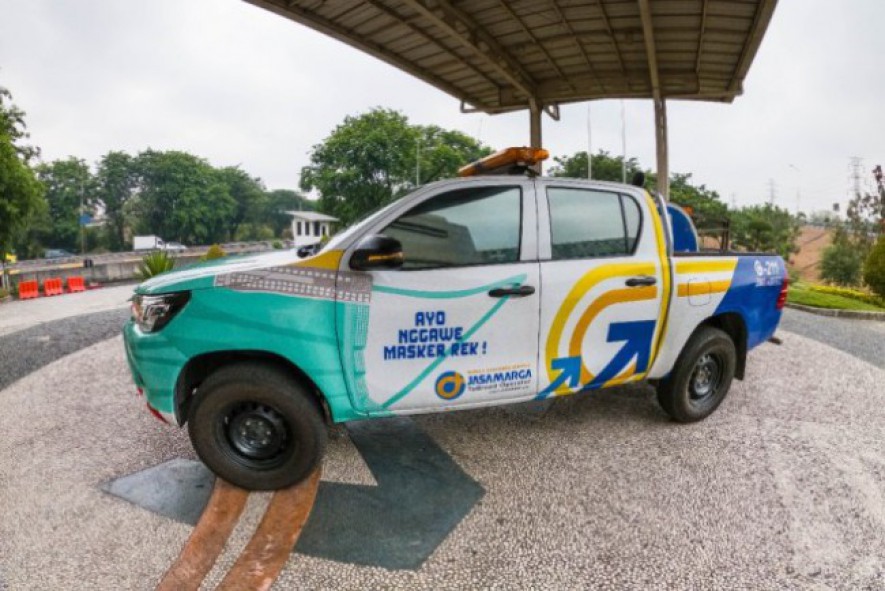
[780,308,885,369]
[0,308,130,390]
[1,329,884,590]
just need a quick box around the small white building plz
[287,211,339,248]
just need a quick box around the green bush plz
[820,241,863,286]
[0,287,8,299]
[136,251,175,280]
[863,235,885,299]
[808,284,885,307]
[201,244,226,261]
[272,240,283,250]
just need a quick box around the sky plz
[0,0,882,214]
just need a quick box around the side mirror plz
[349,234,403,271]
[296,243,321,258]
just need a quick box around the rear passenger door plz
[536,182,668,398]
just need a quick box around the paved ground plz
[0,308,130,390]
[0,284,133,336]
[780,308,885,369]
[1,305,884,589]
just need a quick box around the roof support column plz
[654,97,669,199]
[529,99,542,174]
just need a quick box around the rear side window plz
[547,188,642,260]
[382,186,522,269]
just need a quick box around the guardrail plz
[4,241,286,276]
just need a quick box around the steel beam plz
[399,0,537,100]
[529,100,542,175]
[638,0,669,199]
[654,98,669,199]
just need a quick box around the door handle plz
[488,285,536,298]
[625,275,657,287]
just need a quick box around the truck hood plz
[135,250,307,295]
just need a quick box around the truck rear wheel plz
[656,326,736,423]
[187,362,326,490]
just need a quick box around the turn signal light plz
[457,147,549,177]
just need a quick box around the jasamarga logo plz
[468,368,532,388]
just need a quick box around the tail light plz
[776,277,789,310]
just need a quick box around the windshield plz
[321,195,408,252]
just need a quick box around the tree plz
[845,164,885,255]
[214,166,267,236]
[668,173,728,222]
[863,234,885,298]
[729,203,801,260]
[129,150,237,245]
[300,108,490,225]
[95,151,138,250]
[548,149,642,183]
[414,125,491,185]
[35,157,96,253]
[821,227,863,286]
[0,87,44,282]
[264,189,313,237]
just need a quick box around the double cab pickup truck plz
[124,148,787,490]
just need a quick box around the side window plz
[382,186,521,269]
[623,196,642,252]
[547,188,642,260]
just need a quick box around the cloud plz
[1,0,881,213]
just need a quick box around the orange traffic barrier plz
[18,280,39,300]
[43,277,64,296]
[68,276,86,293]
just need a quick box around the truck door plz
[536,181,669,398]
[346,180,541,414]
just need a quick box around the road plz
[0,304,883,589]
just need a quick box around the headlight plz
[131,291,190,333]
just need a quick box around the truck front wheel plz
[656,326,736,423]
[187,362,327,490]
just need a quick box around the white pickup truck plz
[125,148,787,490]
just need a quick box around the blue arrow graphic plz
[536,355,582,400]
[587,320,656,388]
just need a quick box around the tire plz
[187,362,327,491]
[656,326,737,423]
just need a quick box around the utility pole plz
[620,100,626,184]
[849,156,864,198]
[767,178,777,205]
[415,136,421,186]
[586,104,592,180]
[80,178,87,255]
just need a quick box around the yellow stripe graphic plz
[676,280,732,298]
[675,259,737,275]
[293,249,342,270]
[646,193,671,372]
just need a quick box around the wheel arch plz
[699,312,748,379]
[174,350,332,426]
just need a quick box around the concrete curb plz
[785,302,885,321]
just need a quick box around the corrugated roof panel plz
[246,0,777,111]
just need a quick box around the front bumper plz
[123,321,186,425]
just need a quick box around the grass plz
[788,283,885,312]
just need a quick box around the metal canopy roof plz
[246,0,778,114]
